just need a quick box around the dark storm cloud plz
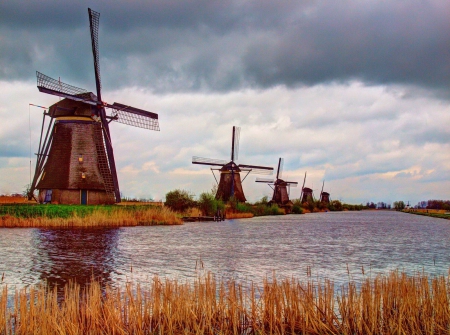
[1,0,449,92]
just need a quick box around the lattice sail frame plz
[111,109,159,130]
[37,71,92,99]
[192,156,228,166]
[37,72,160,131]
[89,8,102,94]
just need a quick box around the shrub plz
[291,199,303,214]
[164,189,196,213]
[329,200,343,211]
[198,192,224,216]
[236,202,253,213]
[254,196,269,206]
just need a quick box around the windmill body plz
[216,163,247,202]
[35,98,116,204]
[193,127,273,203]
[320,192,331,203]
[318,181,331,204]
[271,180,291,205]
[29,9,159,204]
[256,158,298,212]
[301,187,314,203]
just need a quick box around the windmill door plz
[81,190,88,205]
[44,190,52,203]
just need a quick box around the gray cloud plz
[1,0,449,93]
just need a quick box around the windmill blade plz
[88,8,102,101]
[109,103,160,131]
[278,157,284,179]
[241,168,273,175]
[87,9,120,202]
[233,126,241,161]
[239,163,273,171]
[240,163,274,175]
[285,181,298,187]
[255,177,275,183]
[192,156,227,167]
[276,157,284,179]
[36,71,97,104]
[300,171,307,200]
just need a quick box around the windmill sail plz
[192,157,228,166]
[110,103,159,130]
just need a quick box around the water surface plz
[1,211,449,290]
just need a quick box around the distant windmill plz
[300,172,315,203]
[28,8,159,205]
[319,181,331,204]
[192,126,273,202]
[256,158,298,212]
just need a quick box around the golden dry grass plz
[0,206,182,228]
[406,209,448,214]
[226,212,254,219]
[118,201,164,206]
[185,207,203,217]
[2,270,449,334]
[0,195,28,204]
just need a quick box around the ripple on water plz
[1,211,450,292]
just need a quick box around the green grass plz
[234,202,284,216]
[0,204,162,219]
[407,211,450,220]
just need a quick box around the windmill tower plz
[192,126,273,202]
[28,8,159,205]
[256,158,298,212]
[299,172,314,204]
[319,181,331,204]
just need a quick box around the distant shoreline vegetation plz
[164,189,367,219]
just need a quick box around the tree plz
[393,201,405,210]
[329,200,343,211]
[164,189,196,212]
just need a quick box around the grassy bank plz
[1,270,450,334]
[0,204,182,227]
[403,210,450,220]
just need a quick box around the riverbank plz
[1,270,449,334]
[0,204,182,227]
[403,208,450,220]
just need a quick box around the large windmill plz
[28,8,159,205]
[255,158,298,212]
[192,126,273,202]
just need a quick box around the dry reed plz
[225,212,254,219]
[1,270,450,334]
[0,195,27,204]
[0,206,182,228]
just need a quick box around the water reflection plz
[1,211,450,294]
[31,228,120,290]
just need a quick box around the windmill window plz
[79,155,83,162]
[81,173,86,179]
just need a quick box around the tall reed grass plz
[0,205,182,227]
[1,270,449,334]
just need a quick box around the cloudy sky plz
[0,0,449,205]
